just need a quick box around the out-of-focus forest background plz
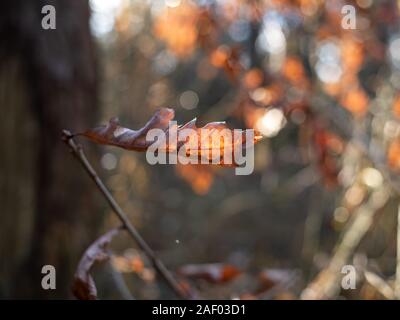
[2,0,400,300]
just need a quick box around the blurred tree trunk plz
[0,0,102,298]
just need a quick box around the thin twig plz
[62,130,189,299]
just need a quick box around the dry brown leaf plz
[388,139,400,170]
[258,269,297,290]
[153,2,200,58]
[176,163,215,195]
[340,87,369,118]
[78,108,261,166]
[178,263,241,284]
[79,108,174,152]
[72,228,121,300]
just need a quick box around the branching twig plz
[62,130,189,299]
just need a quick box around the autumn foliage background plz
[2,0,400,299]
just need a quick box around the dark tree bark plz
[0,0,102,298]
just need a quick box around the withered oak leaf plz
[78,108,261,166]
[72,228,121,300]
